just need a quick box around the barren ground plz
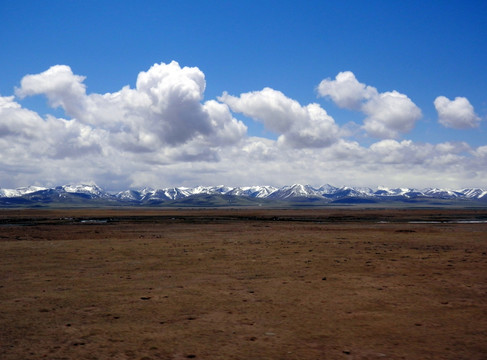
[1,208,486,359]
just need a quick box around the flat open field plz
[1,208,487,359]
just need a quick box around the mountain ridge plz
[0,183,486,207]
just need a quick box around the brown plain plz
[1,208,487,360]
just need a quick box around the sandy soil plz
[0,208,486,359]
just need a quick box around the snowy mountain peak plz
[269,184,321,199]
[1,183,486,205]
[375,187,413,196]
[116,189,141,201]
[198,185,235,194]
[0,185,47,198]
[459,188,487,199]
[59,184,107,197]
[422,188,461,199]
[318,184,339,193]
[227,185,278,198]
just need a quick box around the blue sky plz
[0,1,486,190]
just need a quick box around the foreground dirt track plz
[1,208,487,359]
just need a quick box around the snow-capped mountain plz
[422,188,463,199]
[0,185,47,198]
[0,183,486,206]
[374,187,414,197]
[268,184,322,199]
[116,189,143,201]
[325,186,374,199]
[459,188,487,199]
[227,186,278,198]
[58,184,109,198]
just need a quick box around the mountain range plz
[0,183,486,207]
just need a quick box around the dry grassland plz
[1,208,487,359]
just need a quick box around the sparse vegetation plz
[1,208,486,359]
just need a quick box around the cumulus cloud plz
[317,71,422,139]
[133,62,213,145]
[0,62,252,188]
[14,61,247,157]
[0,95,101,159]
[317,71,376,110]
[219,88,339,148]
[434,96,481,129]
[16,65,87,110]
[1,63,486,190]
[361,91,422,138]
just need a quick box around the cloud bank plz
[0,63,485,190]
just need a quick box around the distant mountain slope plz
[0,183,486,207]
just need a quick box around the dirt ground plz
[1,208,486,359]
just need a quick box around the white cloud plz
[0,62,251,189]
[474,145,487,158]
[203,100,247,146]
[16,65,87,118]
[133,62,213,145]
[0,63,486,190]
[0,95,102,159]
[369,139,432,164]
[434,96,481,129]
[219,88,339,148]
[362,91,422,138]
[0,94,110,188]
[169,137,486,190]
[14,61,247,155]
[317,71,376,110]
[317,71,422,139]
[219,88,297,133]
